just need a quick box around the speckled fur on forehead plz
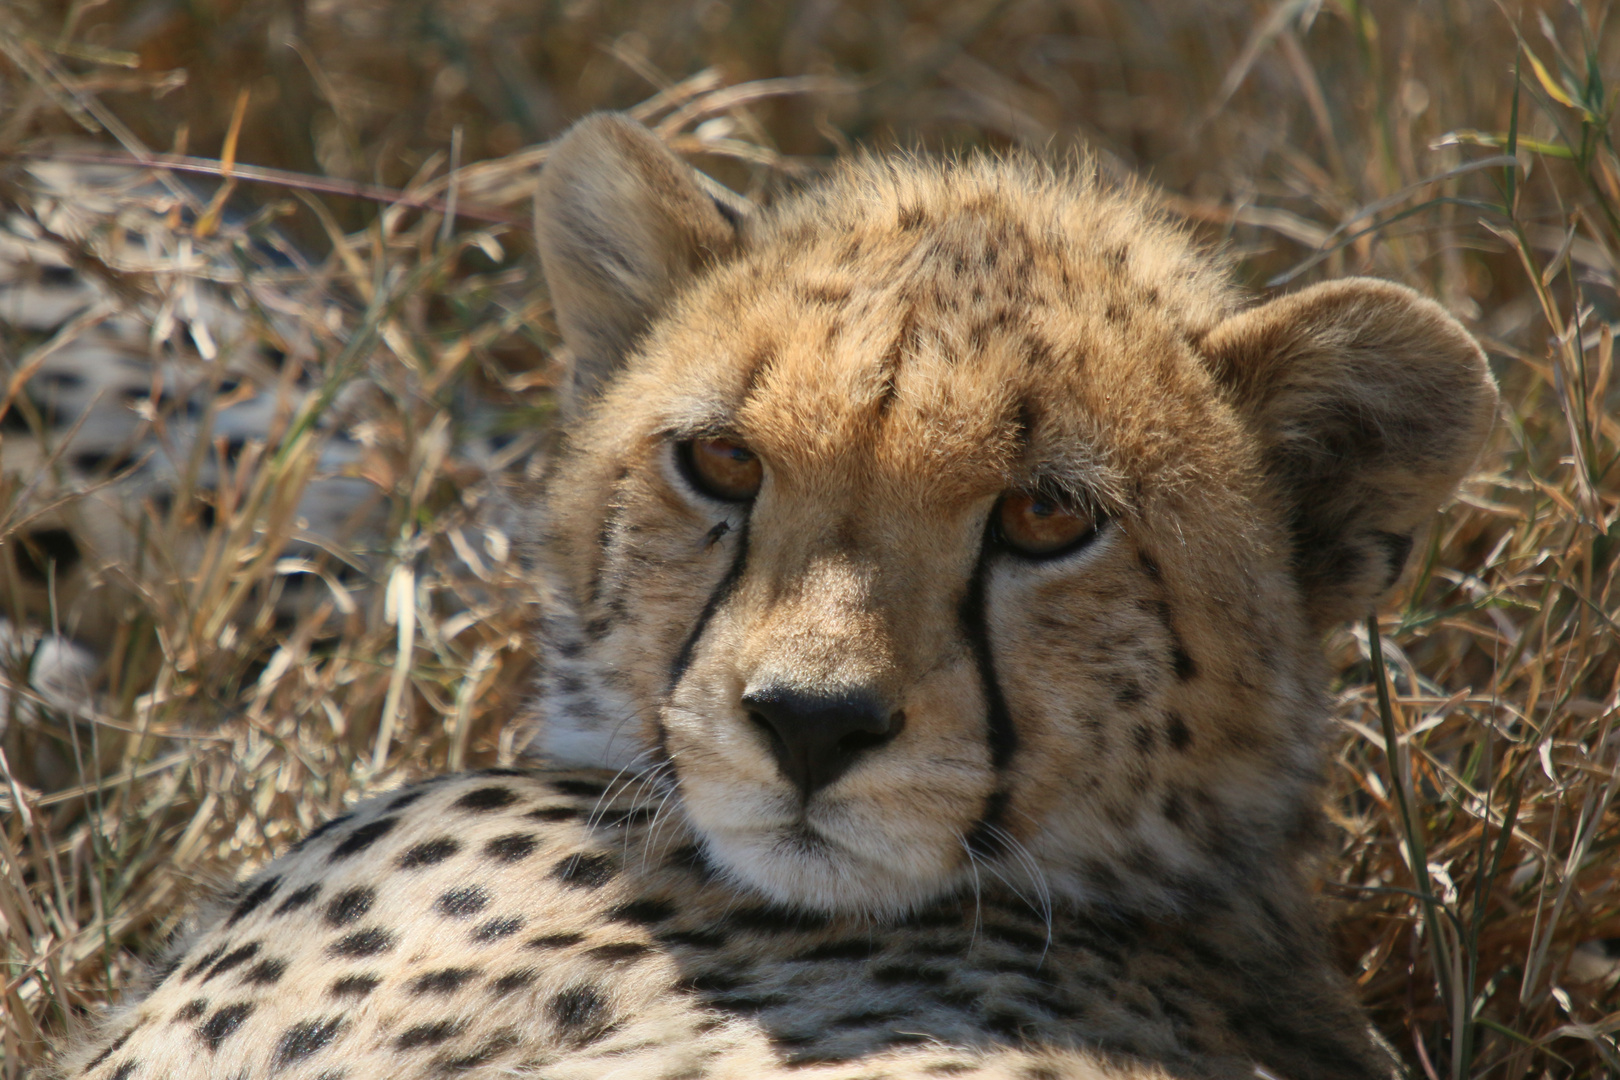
[600,152,1259,523]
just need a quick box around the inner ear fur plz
[1200,278,1498,632]
[536,113,746,411]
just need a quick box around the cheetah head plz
[523,115,1497,917]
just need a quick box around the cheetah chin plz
[62,112,1496,1080]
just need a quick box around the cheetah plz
[0,159,384,651]
[60,113,1498,1080]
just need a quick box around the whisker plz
[583,745,657,828]
[955,833,985,949]
[979,824,1054,962]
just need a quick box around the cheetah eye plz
[678,437,763,502]
[993,492,1099,558]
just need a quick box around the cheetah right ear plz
[536,113,749,412]
[1200,278,1498,633]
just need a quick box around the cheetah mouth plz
[683,793,971,915]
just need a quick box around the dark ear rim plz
[1200,277,1499,632]
[535,113,749,413]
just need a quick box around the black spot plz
[657,928,728,949]
[1166,712,1193,750]
[872,963,949,986]
[328,816,398,860]
[436,886,491,918]
[728,906,828,934]
[472,917,525,942]
[289,813,352,853]
[550,853,616,889]
[1163,791,1188,827]
[983,921,1049,950]
[523,807,579,823]
[902,905,965,930]
[198,1002,254,1051]
[107,1062,137,1080]
[1113,679,1147,706]
[395,1020,463,1050]
[664,844,711,876]
[224,875,281,929]
[409,967,479,995]
[476,767,531,778]
[172,999,208,1023]
[82,1028,134,1073]
[452,786,518,812]
[1172,643,1198,681]
[240,959,287,986]
[594,806,656,827]
[323,887,375,927]
[201,943,260,983]
[327,928,395,958]
[274,884,320,916]
[274,1017,345,1066]
[329,974,381,998]
[794,940,871,962]
[1133,722,1156,753]
[489,969,539,996]
[608,898,676,925]
[832,1009,901,1028]
[549,778,609,798]
[482,834,538,862]
[526,932,586,949]
[585,942,650,963]
[550,984,612,1042]
[386,789,427,812]
[398,838,460,868]
[182,946,227,981]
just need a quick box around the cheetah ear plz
[1200,278,1498,633]
[536,113,749,412]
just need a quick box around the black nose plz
[742,688,902,799]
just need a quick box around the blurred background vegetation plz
[1,0,1617,1077]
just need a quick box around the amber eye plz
[679,438,763,502]
[994,492,1099,558]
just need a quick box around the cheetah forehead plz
[605,154,1249,506]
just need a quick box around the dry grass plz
[0,0,1616,1076]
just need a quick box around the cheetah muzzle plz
[63,113,1497,1080]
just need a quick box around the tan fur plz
[63,114,1498,1080]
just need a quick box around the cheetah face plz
[525,116,1497,917]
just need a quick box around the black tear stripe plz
[958,553,1018,858]
[665,518,751,695]
[655,517,751,772]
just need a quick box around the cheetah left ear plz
[1200,278,1498,633]
[536,113,750,414]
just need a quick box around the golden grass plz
[0,0,1616,1076]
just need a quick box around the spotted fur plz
[65,769,1391,1080]
[62,114,1498,1079]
